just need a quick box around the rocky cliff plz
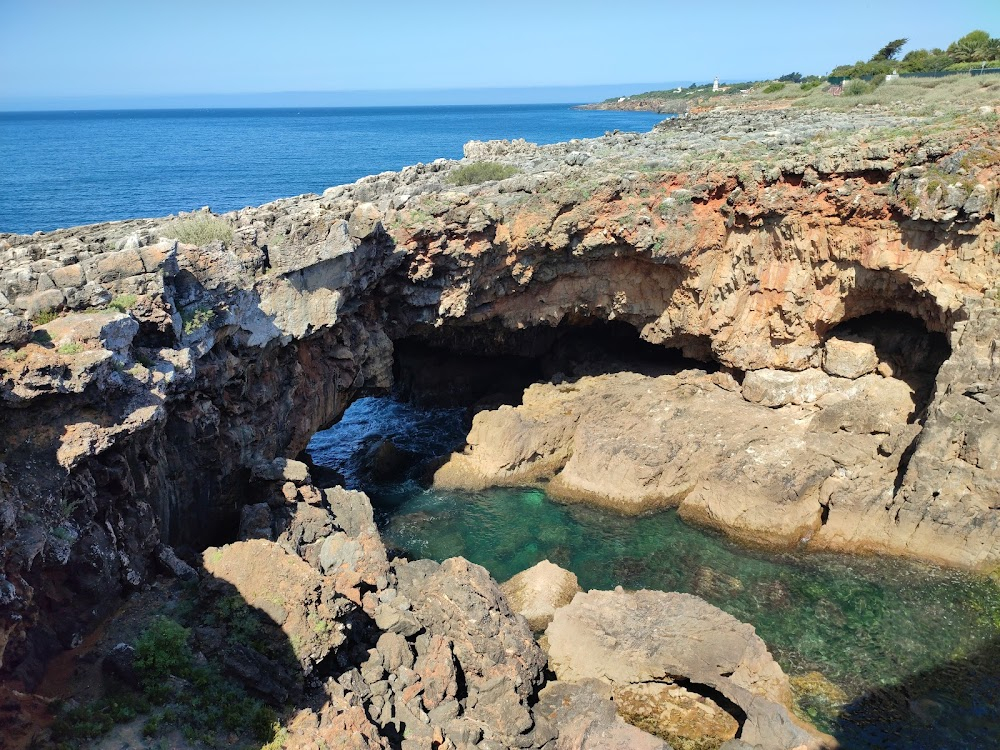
[1,104,998,746]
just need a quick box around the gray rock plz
[155,544,198,581]
[0,313,31,347]
[102,643,139,687]
[239,503,274,541]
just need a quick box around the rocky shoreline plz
[1,103,999,747]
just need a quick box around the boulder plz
[0,313,31,347]
[545,589,831,750]
[252,457,311,484]
[741,368,833,407]
[823,336,878,379]
[41,311,138,356]
[500,559,581,631]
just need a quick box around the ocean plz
[0,104,666,235]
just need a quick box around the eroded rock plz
[545,589,831,750]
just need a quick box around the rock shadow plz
[830,634,1000,749]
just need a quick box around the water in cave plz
[307,395,1000,748]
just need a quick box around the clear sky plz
[1,0,997,109]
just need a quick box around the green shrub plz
[57,342,84,355]
[31,308,58,325]
[801,80,822,92]
[845,79,873,96]
[447,162,519,185]
[161,215,233,246]
[108,294,138,312]
[134,617,193,684]
[763,82,786,94]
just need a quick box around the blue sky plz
[1,0,997,109]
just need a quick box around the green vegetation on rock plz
[181,305,216,334]
[108,294,138,312]
[162,215,234,246]
[447,162,519,185]
[56,342,84,355]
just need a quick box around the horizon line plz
[0,80,717,113]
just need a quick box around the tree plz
[871,38,908,62]
[947,30,994,63]
[778,72,803,83]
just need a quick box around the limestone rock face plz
[500,559,582,631]
[742,368,835,407]
[545,589,831,750]
[535,680,671,750]
[436,369,916,550]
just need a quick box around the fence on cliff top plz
[827,67,1000,85]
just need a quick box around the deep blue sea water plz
[0,104,666,234]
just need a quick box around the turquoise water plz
[308,397,1000,747]
[0,105,667,234]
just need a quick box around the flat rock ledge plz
[545,589,834,750]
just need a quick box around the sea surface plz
[0,104,667,234]
[309,396,1000,750]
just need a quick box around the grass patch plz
[108,294,138,312]
[161,215,233,246]
[57,342,84,355]
[446,162,519,186]
[2,349,27,363]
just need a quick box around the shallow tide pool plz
[308,397,1000,748]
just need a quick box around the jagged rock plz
[2,104,999,713]
[202,539,348,673]
[101,643,139,687]
[239,502,274,541]
[325,486,379,537]
[500,559,581,631]
[545,589,831,750]
[414,634,459,710]
[395,557,548,745]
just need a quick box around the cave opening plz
[393,318,717,410]
[822,310,951,421]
